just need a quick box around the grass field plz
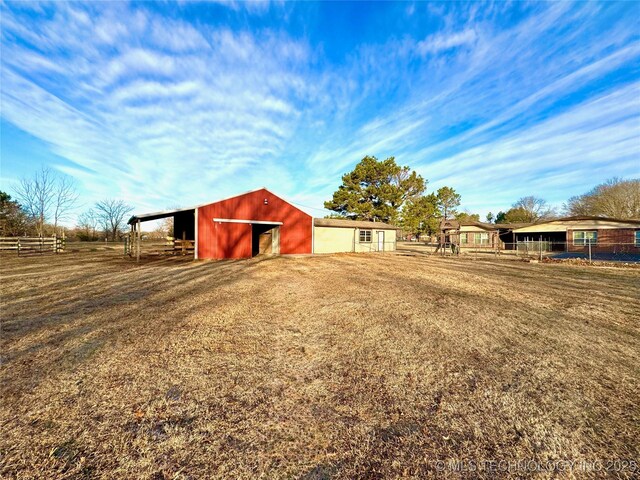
[1,250,639,478]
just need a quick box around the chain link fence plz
[397,241,640,264]
[511,241,640,263]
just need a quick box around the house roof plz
[512,215,640,233]
[526,215,640,226]
[459,220,534,230]
[314,218,401,230]
[440,219,460,230]
[493,222,533,229]
[459,216,640,230]
[459,220,497,230]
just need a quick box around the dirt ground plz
[1,250,639,479]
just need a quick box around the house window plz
[359,229,372,243]
[574,230,597,246]
[635,230,640,247]
[474,232,489,245]
[460,233,468,244]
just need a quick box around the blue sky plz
[1,1,639,222]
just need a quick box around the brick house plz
[458,221,502,249]
[511,216,640,253]
[458,221,532,250]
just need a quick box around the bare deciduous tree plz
[14,167,55,237]
[564,178,640,219]
[13,167,78,236]
[512,196,556,222]
[77,208,99,240]
[161,215,174,238]
[53,175,79,233]
[94,199,134,241]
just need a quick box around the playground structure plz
[435,219,460,255]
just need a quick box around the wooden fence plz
[0,236,65,255]
[124,237,194,257]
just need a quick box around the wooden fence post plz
[129,224,133,256]
[136,219,141,263]
[539,235,543,261]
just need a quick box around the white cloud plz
[110,80,202,102]
[99,49,179,86]
[299,2,640,215]
[416,28,477,55]
[209,0,281,15]
[0,0,638,222]
[0,3,315,214]
[426,83,640,211]
[149,17,209,52]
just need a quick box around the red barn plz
[128,188,312,259]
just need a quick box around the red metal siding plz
[221,222,252,258]
[197,189,312,259]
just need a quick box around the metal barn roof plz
[128,207,195,224]
[127,187,287,225]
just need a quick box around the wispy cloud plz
[416,28,477,56]
[427,83,640,210]
[296,2,640,213]
[1,1,638,220]
[1,2,314,211]
[209,0,280,15]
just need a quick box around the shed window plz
[474,232,490,245]
[574,231,597,246]
[359,229,372,243]
[635,230,640,247]
[460,233,468,244]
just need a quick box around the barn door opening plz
[251,223,280,257]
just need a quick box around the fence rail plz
[124,237,195,257]
[354,240,398,253]
[0,236,65,255]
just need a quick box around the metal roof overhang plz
[128,207,195,225]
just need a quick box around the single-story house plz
[313,218,399,253]
[512,216,640,253]
[127,188,399,260]
[458,221,501,249]
[457,221,531,250]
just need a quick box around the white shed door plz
[377,231,385,251]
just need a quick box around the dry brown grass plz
[1,250,639,479]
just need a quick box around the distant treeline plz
[323,156,640,237]
[2,162,638,240]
